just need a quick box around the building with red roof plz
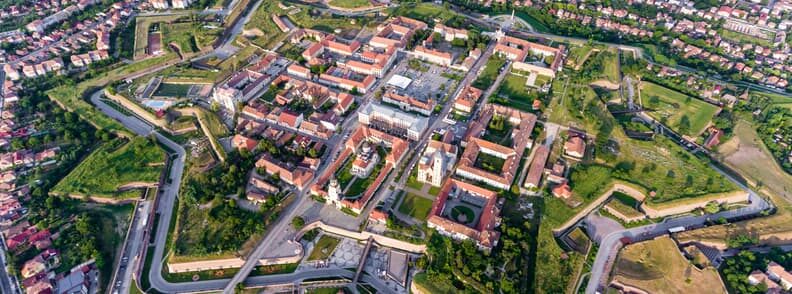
[231,134,258,151]
[456,104,537,190]
[427,179,502,251]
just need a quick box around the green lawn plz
[474,152,506,173]
[162,22,220,54]
[343,147,387,196]
[493,73,537,111]
[472,56,506,90]
[534,196,589,293]
[328,0,371,8]
[601,49,620,83]
[546,76,606,135]
[392,2,460,24]
[242,1,288,49]
[53,137,165,198]
[307,235,341,261]
[398,193,433,220]
[335,157,356,188]
[450,205,475,224]
[196,108,229,137]
[134,15,184,59]
[641,82,719,136]
[606,196,644,219]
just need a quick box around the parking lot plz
[388,58,462,103]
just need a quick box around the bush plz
[291,216,305,229]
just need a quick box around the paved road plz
[89,90,188,294]
[220,112,366,292]
[108,200,151,294]
[584,168,772,293]
[0,233,19,294]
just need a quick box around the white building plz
[211,86,242,112]
[358,103,429,141]
[350,142,379,178]
[417,139,457,187]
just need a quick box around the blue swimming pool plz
[143,100,169,110]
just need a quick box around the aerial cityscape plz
[0,0,791,293]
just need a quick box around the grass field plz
[676,120,792,248]
[197,108,229,137]
[598,48,620,84]
[328,0,371,8]
[246,1,372,43]
[546,77,603,134]
[161,22,219,54]
[719,29,773,48]
[606,192,644,219]
[641,82,719,136]
[472,56,506,90]
[53,137,165,198]
[242,1,288,49]
[719,120,792,199]
[567,45,596,69]
[494,74,535,111]
[392,2,459,24]
[398,193,433,220]
[135,15,218,58]
[307,235,341,261]
[134,15,183,59]
[612,133,736,204]
[534,196,589,293]
[612,236,725,294]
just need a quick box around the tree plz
[678,114,691,134]
[291,216,305,229]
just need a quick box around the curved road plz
[584,166,772,293]
[91,90,398,293]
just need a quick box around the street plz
[585,167,772,293]
[107,201,152,294]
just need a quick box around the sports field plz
[641,82,719,136]
[153,83,192,98]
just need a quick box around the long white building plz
[358,103,428,141]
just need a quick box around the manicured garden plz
[53,137,165,198]
[450,205,475,224]
[474,152,506,173]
